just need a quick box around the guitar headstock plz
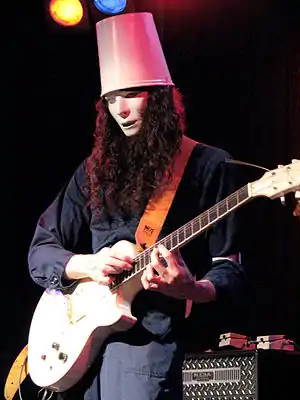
[250,159,300,200]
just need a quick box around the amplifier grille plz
[182,353,256,400]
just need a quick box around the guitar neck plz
[111,183,251,289]
[158,183,250,251]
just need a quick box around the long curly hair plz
[85,86,186,216]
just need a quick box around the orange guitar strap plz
[135,135,197,321]
[135,135,198,250]
[4,344,29,400]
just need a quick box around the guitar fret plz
[171,233,177,248]
[186,224,192,239]
[218,200,228,215]
[228,195,238,208]
[144,253,150,266]
[165,237,172,250]
[136,256,142,271]
[193,217,200,232]
[176,229,180,246]
[209,208,218,222]
[240,186,249,201]
[201,212,209,227]
[178,229,185,243]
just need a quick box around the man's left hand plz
[141,244,196,299]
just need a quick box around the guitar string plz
[125,185,248,278]
[111,184,250,287]
[135,184,250,266]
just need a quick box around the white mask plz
[105,90,149,136]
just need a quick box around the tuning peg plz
[277,164,286,206]
[291,160,299,216]
[280,196,286,206]
[293,190,300,218]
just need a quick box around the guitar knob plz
[52,342,60,350]
[58,352,68,363]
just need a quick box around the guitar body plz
[28,241,143,392]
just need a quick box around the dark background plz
[4,0,300,395]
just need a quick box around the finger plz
[105,255,133,271]
[102,265,124,275]
[141,270,160,291]
[141,270,156,289]
[141,270,149,289]
[147,282,160,291]
[96,248,134,268]
[113,254,134,264]
[150,247,166,277]
[109,247,134,264]
[90,268,114,285]
[157,244,177,267]
[146,264,156,281]
[157,244,172,259]
[172,248,185,266]
[98,275,114,285]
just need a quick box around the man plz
[28,12,246,400]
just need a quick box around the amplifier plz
[182,349,300,400]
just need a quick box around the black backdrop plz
[4,0,300,394]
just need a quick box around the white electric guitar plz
[28,160,300,392]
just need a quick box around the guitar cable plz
[37,389,53,400]
[225,158,270,171]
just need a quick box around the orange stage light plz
[49,0,84,27]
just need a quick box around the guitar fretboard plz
[110,184,250,290]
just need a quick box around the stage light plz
[93,0,127,15]
[49,0,84,27]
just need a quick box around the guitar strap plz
[4,344,29,400]
[4,135,198,400]
[135,135,198,250]
[135,135,198,322]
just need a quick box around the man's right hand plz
[64,246,134,285]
